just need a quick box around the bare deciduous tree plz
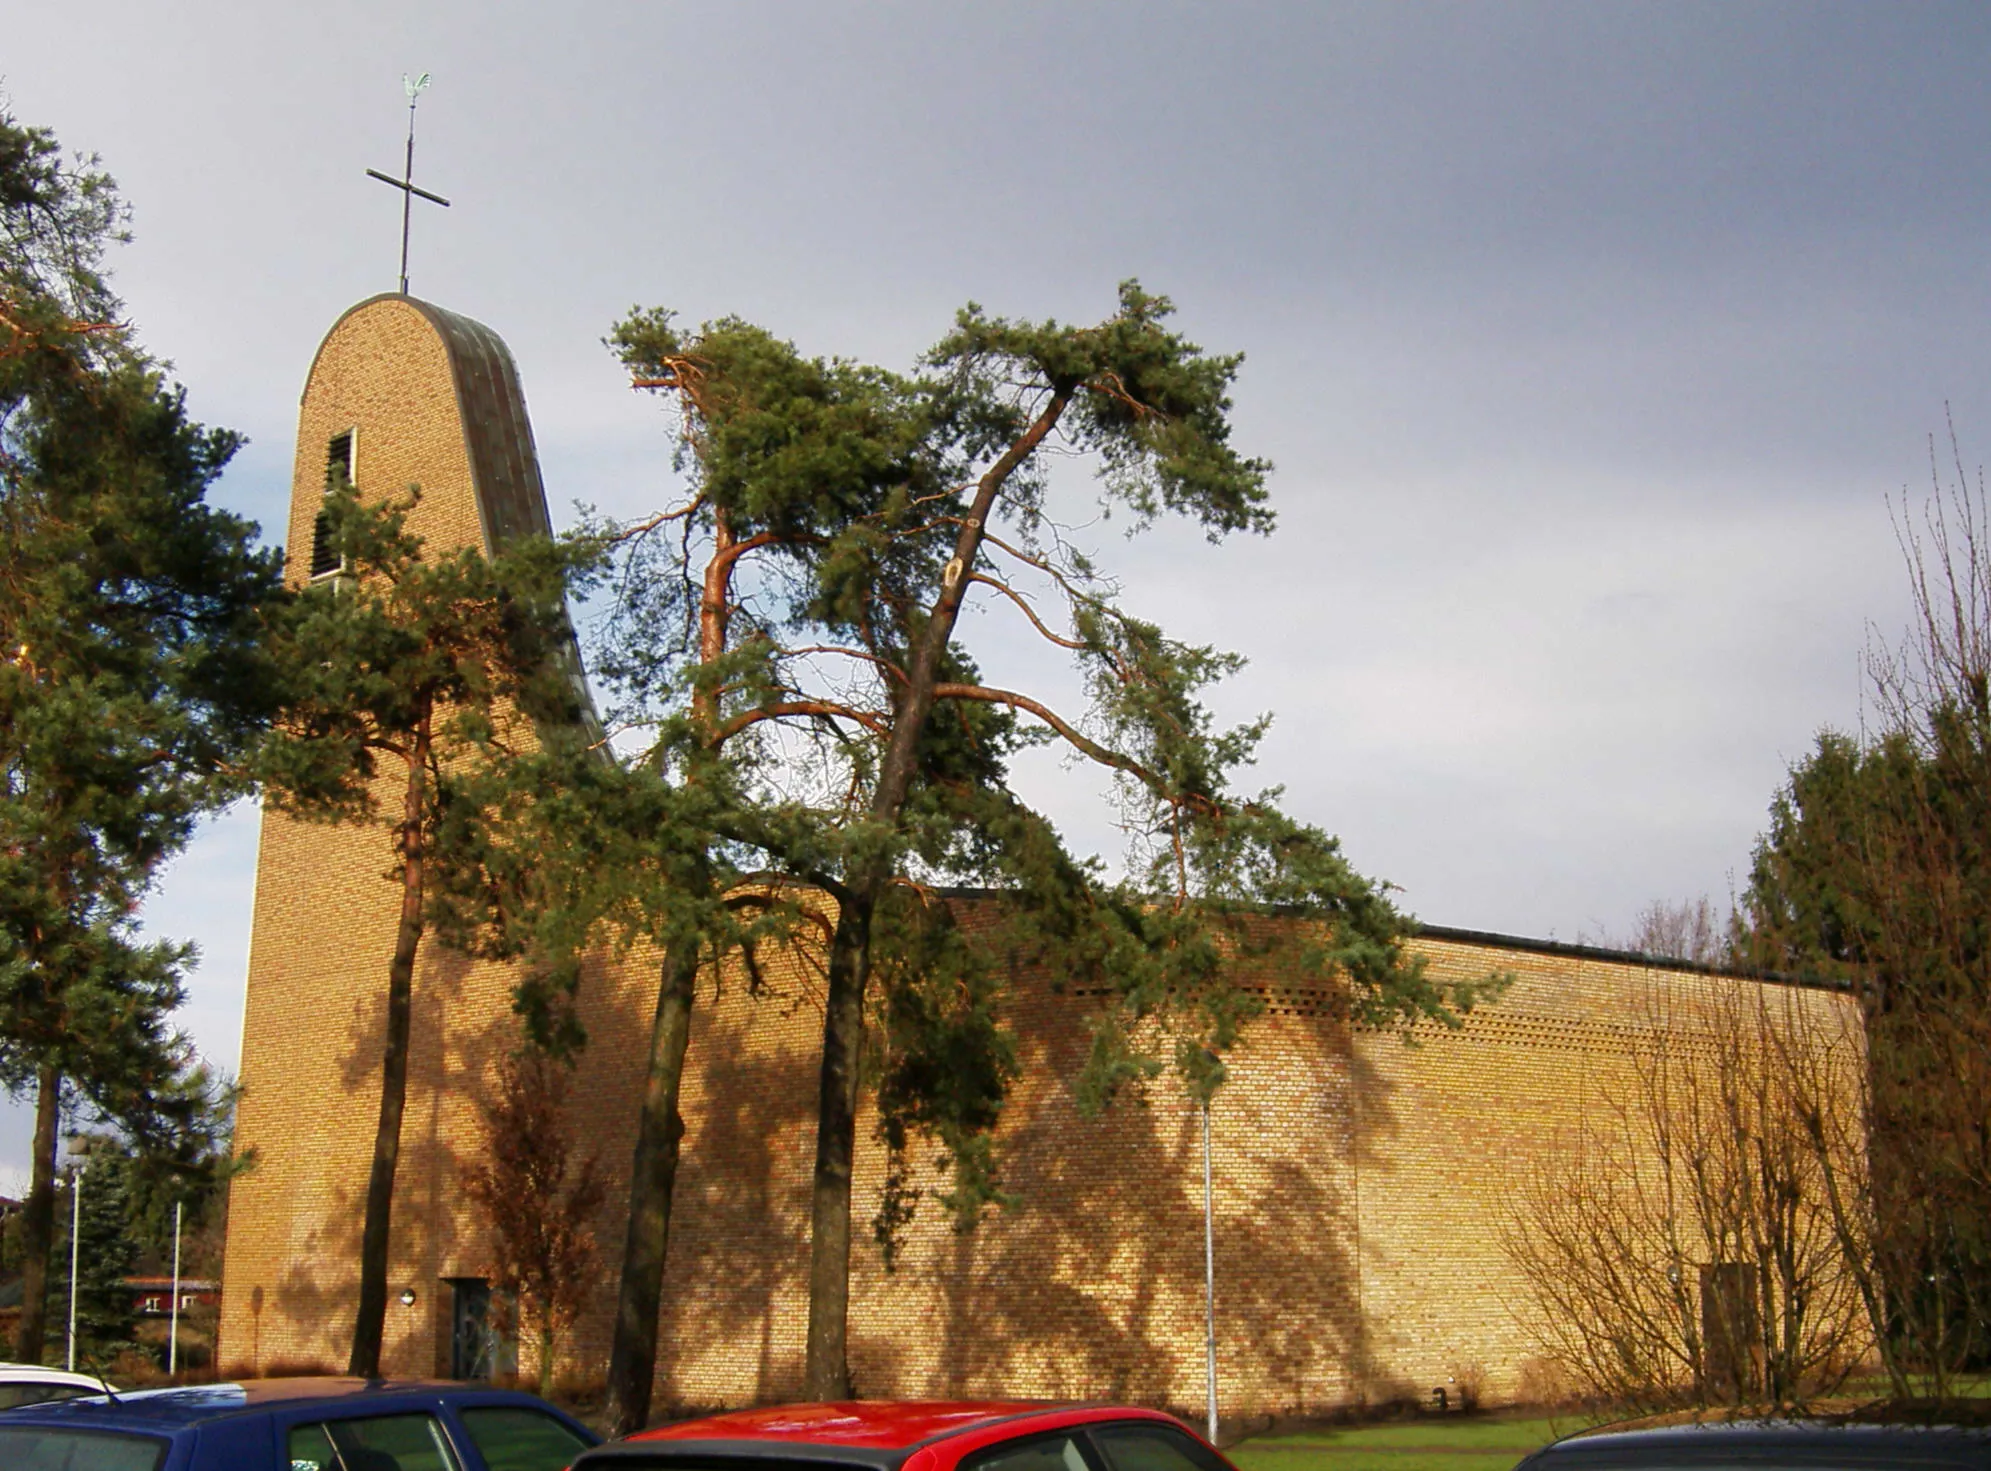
[1590,897,1734,968]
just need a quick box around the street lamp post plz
[168,1198,183,1375]
[1202,1093,1217,1443]
[65,1158,86,1372]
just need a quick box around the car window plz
[0,1427,168,1471]
[962,1432,1097,1471]
[293,1413,460,1471]
[0,1383,98,1409]
[459,1406,594,1471]
[290,1421,343,1471]
[1089,1423,1229,1471]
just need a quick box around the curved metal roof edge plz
[300,292,553,550]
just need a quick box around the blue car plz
[0,1375,601,1471]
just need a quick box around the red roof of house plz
[123,1277,219,1292]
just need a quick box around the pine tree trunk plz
[604,942,699,1436]
[13,1063,60,1362]
[798,393,1068,1396]
[349,732,430,1378]
[802,894,871,1400]
[603,506,734,1427]
[538,1320,555,1401]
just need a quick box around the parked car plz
[0,1360,115,1410]
[0,1374,599,1470]
[1513,1415,1991,1471]
[576,1401,1237,1471]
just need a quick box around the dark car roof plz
[1530,1418,1991,1467]
[5,1377,541,1433]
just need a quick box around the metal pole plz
[1203,1097,1217,1443]
[66,1161,84,1373]
[398,97,416,295]
[169,1199,183,1375]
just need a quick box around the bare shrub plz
[1504,978,1870,1412]
[461,1046,607,1398]
[1448,1359,1488,1411]
[1515,1355,1579,1410]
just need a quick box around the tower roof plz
[303,293,552,553]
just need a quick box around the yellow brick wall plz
[221,297,1866,1418]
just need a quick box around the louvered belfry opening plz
[309,430,355,579]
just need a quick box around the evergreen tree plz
[257,482,589,1378]
[1740,449,1991,1390]
[46,1142,140,1372]
[0,108,282,1362]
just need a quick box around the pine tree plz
[589,285,1494,1403]
[0,108,282,1362]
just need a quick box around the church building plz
[218,294,1860,1418]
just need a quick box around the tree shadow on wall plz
[264,939,491,1376]
[652,970,822,1407]
[841,973,1406,1415]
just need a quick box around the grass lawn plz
[1225,1375,1991,1471]
[1228,1413,1583,1471]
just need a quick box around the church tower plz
[219,294,563,1377]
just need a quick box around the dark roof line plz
[924,886,1847,993]
[1414,923,1846,992]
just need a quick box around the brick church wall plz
[219,297,1864,1416]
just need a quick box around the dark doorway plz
[446,1278,514,1380]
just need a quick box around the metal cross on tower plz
[367,73,451,296]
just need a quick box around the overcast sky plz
[6,2,1988,1186]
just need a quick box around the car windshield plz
[0,1426,168,1471]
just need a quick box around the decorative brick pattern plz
[221,298,1864,1417]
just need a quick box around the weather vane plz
[366,72,451,297]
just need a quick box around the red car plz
[575,1402,1237,1471]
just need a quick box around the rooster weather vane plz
[367,73,451,297]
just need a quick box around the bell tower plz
[220,294,558,1376]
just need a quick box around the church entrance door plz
[446,1278,511,1380]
